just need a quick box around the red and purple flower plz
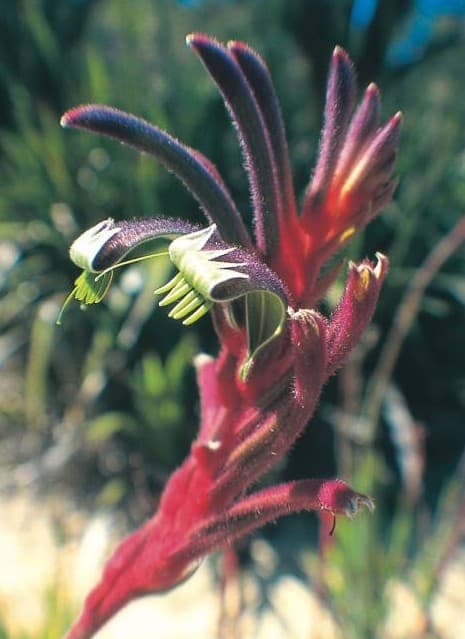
[60,34,401,639]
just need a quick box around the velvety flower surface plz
[60,34,400,639]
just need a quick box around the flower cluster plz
[61,34,400,639]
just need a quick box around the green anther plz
[168,290,201,317]
[158,279,191,306]
[154,272,183,295]
[169,294,204,320]
[182,302,212,326]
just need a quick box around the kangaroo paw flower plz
[60,35,400,639]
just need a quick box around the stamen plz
[154,271,183,295]
[169,293,204,320]
[158,279,191,306]
[182,302,212,325]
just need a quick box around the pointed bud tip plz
[392,111,403,126]
[60,105,100,129]
[333,45,348,59]
[332,45,354,69]
[185,32,197,46]
[366,82,380,98]
[186,32,217,50]
[328,45,356,100]
[227,39,253,56]
[60,107,82,128]
[227,39,243,50]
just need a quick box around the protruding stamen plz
[154,272,183,295]
[158,279,191,306]
[169,292,204,320]
[182,302,212,325]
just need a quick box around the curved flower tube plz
[60,34,400,639]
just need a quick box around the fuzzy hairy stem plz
[178,479,374,561]
[187,34,282,259]
[210,310,327,506]
[61,105,252,249]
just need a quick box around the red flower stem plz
[177,479,372,562]
[211,311,326,505]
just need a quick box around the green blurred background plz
[1,1,465,638]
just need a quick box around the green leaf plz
[86,411,137,445]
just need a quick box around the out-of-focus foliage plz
[0,578,74,639]
[0,0,98,126]
[1,2,465,635]
[350,0,465,67]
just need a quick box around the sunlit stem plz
[56,288,80,326]
[95,250,169,281]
